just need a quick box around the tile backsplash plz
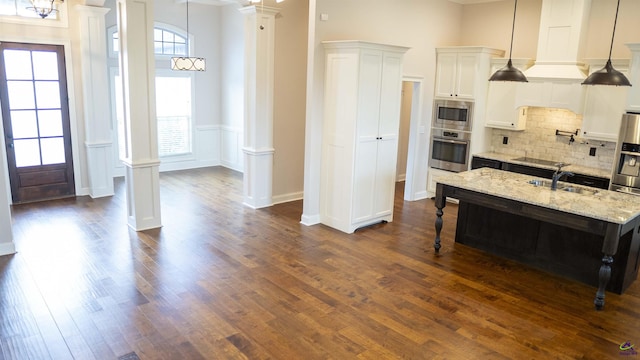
[490,107,616,172]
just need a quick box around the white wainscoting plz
[112,125,244,176]
[221,125,244,172]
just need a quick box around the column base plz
[123,160,162,231]
[243,147,274,209]
[86,142,115,198]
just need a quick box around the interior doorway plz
[399,77,425,201]
[0,42,75,203]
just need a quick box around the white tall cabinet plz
[320,41,409,234]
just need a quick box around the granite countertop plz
[474,152,612,179]
[435,168,640,224]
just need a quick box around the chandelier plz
[171,0,206,71]
[27,0,64,19]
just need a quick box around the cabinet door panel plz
[455,53,478,99]
[378,53,403,136]
[373,137,398,217]
[435,53,457,98]
[582,86,627,142]
[353,139,379,222]
[357,51,383,139]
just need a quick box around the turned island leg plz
[594,255,613,310]
[434,183,446,253]
[435,207,443,253]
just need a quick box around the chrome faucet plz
[551,163,574,190]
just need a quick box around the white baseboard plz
[272,191,303,205]
[300,213,320,226]
[0,242,16,256]
[407,190,429,201]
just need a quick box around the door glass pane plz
[14,139,41,167]
[35,81,61,109]
[32,52,59,80]
[38,109,63,137]
[10,110,38,138]
[40,137,65,165]
[7,81,35,109]
[3,50,32,80]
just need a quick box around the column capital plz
[78,0,107,6]
[74,4,110,16]
[238,5,280,17]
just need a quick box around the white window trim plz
[107,22,195,60]
[155,68,197,162]
[0,1,68,28]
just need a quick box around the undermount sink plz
[528,179,598,195]
[528,179,557,188]
[562,186,599,195]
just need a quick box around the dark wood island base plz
[434,181,640,311]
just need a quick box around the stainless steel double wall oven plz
[429,99,473,172]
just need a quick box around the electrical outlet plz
[589,147,596,156]
[502,136,508,145]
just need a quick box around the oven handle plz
[432,137,469,146]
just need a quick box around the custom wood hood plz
[524,0,591,81]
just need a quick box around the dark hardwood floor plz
[2,166,640,359]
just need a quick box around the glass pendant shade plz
[28,0,62,19]
[489,59,528,82]
[171,57,206,71]
[489,0,527,83]
[581,0,631,86]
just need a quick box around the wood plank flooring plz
[2,166,640,359]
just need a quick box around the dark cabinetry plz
[565,174,610,189]
[470,157,502,170]
[500,162,555,178]
[471,156,610,190]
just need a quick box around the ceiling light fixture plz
[582,0,631,86]
[171,0,206,71]
[489,0,527,82]
[28,0,63,19]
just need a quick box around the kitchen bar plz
[433,168,640,310]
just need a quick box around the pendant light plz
[582,0,631,86]
[171,0,206,71]
[489,0,527,82]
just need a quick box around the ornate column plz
[76,2,114,198]
[239,5,279,209]
[116,0,162,230]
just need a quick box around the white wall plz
[219,4,245,172]
[460,0,639,61]
[104,0,227,173]
[272,0,309,204]
[302,0,463,222]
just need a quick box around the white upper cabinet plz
[626,44,640,112]
[582,85,628,142]
[484,59,533,130]
[435,48,503,100]
[581,59,629,142]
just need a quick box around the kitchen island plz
[434,168,640,310]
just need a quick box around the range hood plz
[524,0,591,81]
